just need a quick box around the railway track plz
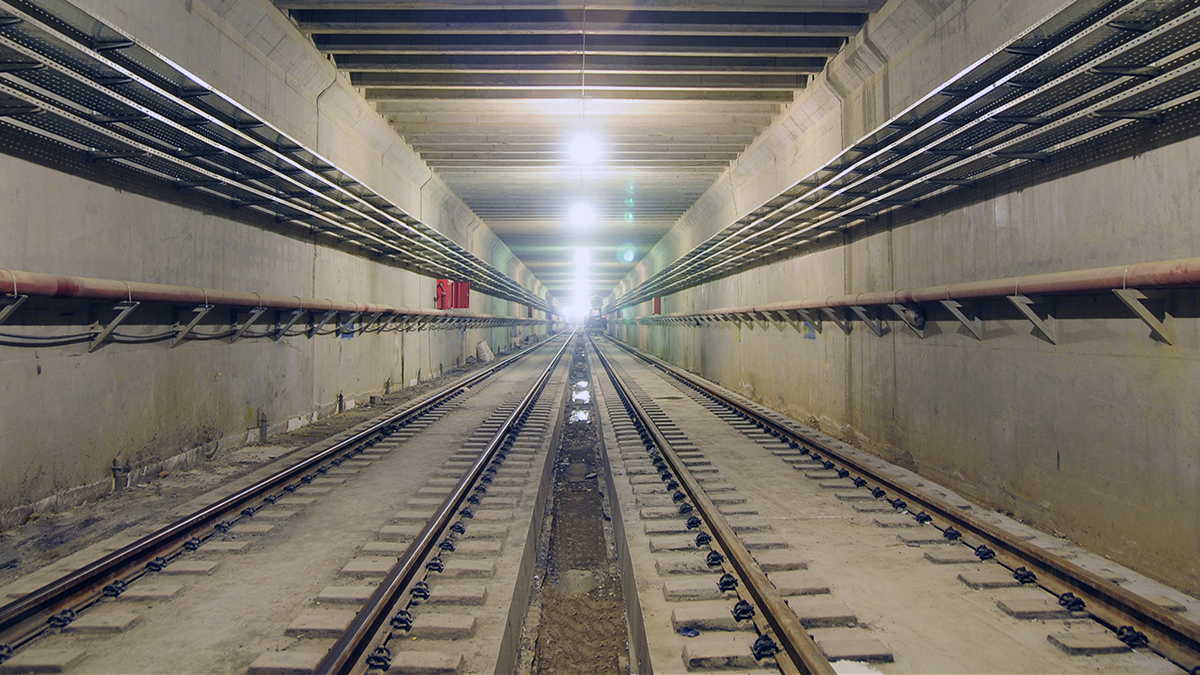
[0,331,1196,675]
[590,334,1200,675]
[0,333,573,673]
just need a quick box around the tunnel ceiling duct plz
[274,0,878,304]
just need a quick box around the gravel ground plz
[0,363,489,591]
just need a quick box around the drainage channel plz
[517,337,637,674]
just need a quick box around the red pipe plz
[627,256,1200,319]
[0,268,545,323]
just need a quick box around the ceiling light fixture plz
[568,202,596,230]
[568,133,602,166]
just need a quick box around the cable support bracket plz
[89,301,139,353]
[850,305,888,337]
[172,304,214,348]
[337,312,363,337]
[941,300,984,340]
[820,307,853,335]
[309,309,338,338]
[888,304,927,338]
[0,294,27,326]
[274,308,307,342]
[231,307,269,343]
[1007,295,1057,344]
[1113,288,1174,345]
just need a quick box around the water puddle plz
[570,410,591,423]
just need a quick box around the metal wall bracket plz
[794,309,822,334]
[765,310,789,332]
[232,307,268,343]
[337,312,363,336]
[776,310,804,334]
[850,305,888,337]
[1007,295,1056,344]
[941,300,983,340]
[89,301,139,353]
[357,312,384,335]
[274,309,306,341]
[172,304,214,347]
[1113,288,1174,345]
[887,303,926,338]
[309,310,337,338]
[0,294,28,326]
[820,307,853,335]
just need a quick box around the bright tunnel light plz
[567,133,602,165]
[568,202,596,230]
[569,247,591,323]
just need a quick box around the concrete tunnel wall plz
[0,0,549,524]
[608,0,1200,593]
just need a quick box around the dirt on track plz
[531,340,629,675]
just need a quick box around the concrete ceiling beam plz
[334,53,827,74]
[353,71,807,88]
[384,111,776,123]
[292,9,867,37]
[374,98,784,113]
[278,0,884,13]
[312,33,846,56]
[368,88,795,101]
[426,161,733,168]
[418,151,743,159]
[405,135,756,143]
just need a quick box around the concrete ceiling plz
[275,0,878,307]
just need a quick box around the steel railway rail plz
[590,334,837,675]
[0,333,564,663]
[601,334,1200,675]
[313,331,573,675]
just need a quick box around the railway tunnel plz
[0,0,1198,672]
